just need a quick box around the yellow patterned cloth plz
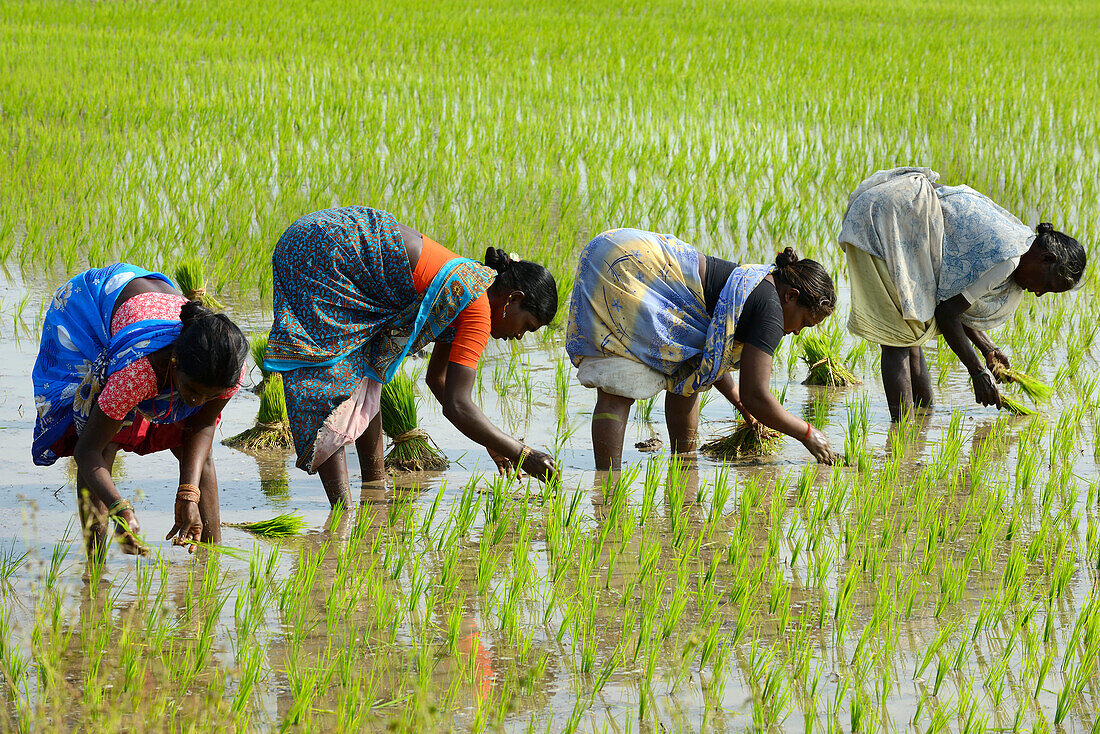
[566,228,771,396]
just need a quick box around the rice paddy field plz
[3,0,1100,730]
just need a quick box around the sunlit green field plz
[3,1,1100,731]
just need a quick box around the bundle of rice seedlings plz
[799,329,861,387]
[381,371,448,471]
[1000,393,1038,416]
[224,333,294,452]
[700,421,784,460]
[993,365,1054,403]
[174,258,226,310]
[223,373,295,451]
[223,513,307,538]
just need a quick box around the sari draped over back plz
[839,167,1032,346]
[32,264,198,466]
[566,228,772,398]
[264,207,495,471]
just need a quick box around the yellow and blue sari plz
[566,228,772,397]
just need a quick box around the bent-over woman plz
[32,264,248,555]
[840,167,1086,419]
[566,228,838,470]
[263,207,559,507]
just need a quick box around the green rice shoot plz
[994,366,1054,403]
[1001,393,1038,416]
[173,258,226,310]
[381,371,448,472]
[700,421,785,459]
[251,332,272,383]
[799,328,861,387]
[223,371,294,452]
[223,513,307,538]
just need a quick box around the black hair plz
[773,247,836,318]
[484,247,558,324]
[1035,222,1086,288]
[174,301,249,389]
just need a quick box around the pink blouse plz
[97,293,240,421]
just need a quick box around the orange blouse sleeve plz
[446,294,491,369]
[412,235,491,369]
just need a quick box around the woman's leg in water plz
[593,389,634,471]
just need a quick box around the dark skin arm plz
[934,295,1001,408]
[427,345,557,480]
[165,397,227,553]
[712,372,756,424]
[73,406,143,548]
[738,344,835,463]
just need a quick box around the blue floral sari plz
[32,264,200,466]
[264,207,495,471]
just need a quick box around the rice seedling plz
[224,513,307,538]
[380,370,448,471]
[1000,392,1038,416]
[173,257,226,309]
[699,420,784,459]
[798,322,861,387]
[994,366,1054,403]
[224,333,294,452]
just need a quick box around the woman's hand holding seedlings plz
[166,499,203,553]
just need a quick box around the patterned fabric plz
[110,292,189,334]
[32,264,203,466]
[566,228,773,397]
[839,167,1031,336]
[264,207,495,471]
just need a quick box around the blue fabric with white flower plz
[32,264,197,466]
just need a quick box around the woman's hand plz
[972,370,1002,409]
[487,446,512,475]
[985,348,1011,380]
[802,427,836,465]
[113,509,149,556]
[520,449,559,483]
[166,499,203,553]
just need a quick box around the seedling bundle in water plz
[223,513,307,538]
[381,371,448,471]
[224,334,295,452]
[700,420,784,459]
[798,328,861,387]
[173,258,225,310]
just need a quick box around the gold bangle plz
[176,483,201,504]
[514,445,532,473]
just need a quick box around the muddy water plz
[2,268,1098,731]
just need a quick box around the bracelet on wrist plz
[514,444,532,472]
[176,483,201,504]
[803,422,814,441]
[970,367,994,383]
[107,498,134,518]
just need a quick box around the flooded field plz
[5,0,1100,730]
[4,261,1100,731]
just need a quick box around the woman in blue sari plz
[33,265,249,556]
[264,207,559,507]
[840,167,1087,419]
[566,229,838,470]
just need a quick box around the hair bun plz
[484,247,513,272]
[179,300,215,329]
[1037,222,1054,236]
[774,247,800,269]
